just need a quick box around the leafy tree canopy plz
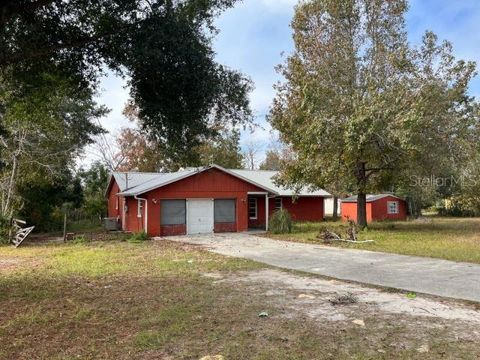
[270,0,479,227]
[0,0,253,155]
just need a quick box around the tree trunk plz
[356,162,368,229]
[357,192,367,229]
[332,196,339,220]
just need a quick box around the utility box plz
[104,217,120,231]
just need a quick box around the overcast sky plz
[84,0,480,167]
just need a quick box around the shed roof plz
[341,194,404,203]
[112,165,331,197]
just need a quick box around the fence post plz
[63,213,67,242]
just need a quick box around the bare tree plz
[89,132,126,172]
[242,141,263,170]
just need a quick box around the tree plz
[259,139,288,171]
[0,0,253,164]
[242,141,263,170]
[0,74,105,223]
[270,0,478,228]
[196,129,244,169]
[259,150,282,171]
[112,126,244,172]
[79,162,109,221]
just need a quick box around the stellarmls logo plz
[409,175,478,188]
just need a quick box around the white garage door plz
[187,199,214,235]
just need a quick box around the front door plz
[187,199,214,235]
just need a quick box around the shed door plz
[187,199,214,235]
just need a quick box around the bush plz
[0,216,11,245]
[72,234,89,244]
[269,209,293,234]
[127,231,149,244]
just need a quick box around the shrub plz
[269,209,293,234]
[128,231,149,244]
[0,216,11,245]
[72,234,89,244]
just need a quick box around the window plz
[387,201,399,214]
[137,199,143,218]
[215,199,236,223]
[248,198,258,219]
[161,200,186,225]
[275,198,282,210]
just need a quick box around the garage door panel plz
[187,199,214,234]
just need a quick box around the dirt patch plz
[0,258,22,271]
[209,268,480,326]
[0,256,44,272]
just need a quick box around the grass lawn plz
[2,237,480,359]
[269,217,480,263]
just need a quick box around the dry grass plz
[1,238,480,359]
[269,217,480,263]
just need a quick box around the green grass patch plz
[269,217,480,263]
[1,236,479,359]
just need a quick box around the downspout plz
[134,195,148,233]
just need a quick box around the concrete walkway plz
[164,233,480,303]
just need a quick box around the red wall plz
[143,168,265,236]
[107,169,326,236]
[371,196,408,221]
[249,196,325,229]
[341,196,407,222]
[107,181,121,219]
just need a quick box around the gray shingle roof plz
[113,165,331,197]
[341,194,403,203]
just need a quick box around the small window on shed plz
[275,198,282,210]
[387,201,399,214]
[161,200,186,225]
[214,199,236,223]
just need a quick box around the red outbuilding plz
[341,194,408,223]
[106,165,330,237]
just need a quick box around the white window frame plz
[387,201,399,215]
[275,197,283,210]
[137,199,143,218]
[248,198,258,220]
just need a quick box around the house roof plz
[229,169,331,197]
[341,194,404,203]
[112,165,331,197]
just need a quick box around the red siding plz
[161,225,187,237]
[283,197,325,222]
[107,181,121,219]
[371,196,408,221]
[341,196,407,222]
[143,168,265,236]
[107,169,327,236]
[249,196,325,229]
[124,196,146,233]
[214,223,237,233]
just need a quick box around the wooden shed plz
[341,194,407,223]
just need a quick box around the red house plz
[106,165,330,237]
[341,194,407,223]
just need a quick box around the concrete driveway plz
[164,233,480,303]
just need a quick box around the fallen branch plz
[325,238,374,244]
[317,225,375,244]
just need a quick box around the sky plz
[84,0,480,166]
